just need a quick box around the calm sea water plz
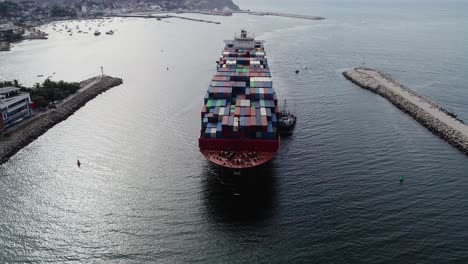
[1,0,468,263]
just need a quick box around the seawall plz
[0,75,123,165]
[343,68,468,156]
[245,11,325,20]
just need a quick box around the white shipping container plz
[210,128,217,138]
[240,99,250,107]
[260,108,267,116]
[233,117,239,132]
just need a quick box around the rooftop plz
[0,87,21,95]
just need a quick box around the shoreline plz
[0,10,325,52]
[0,75,123,165]
[343,68,468,157]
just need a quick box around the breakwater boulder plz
[343,68,468,157]
[0,76,123,165]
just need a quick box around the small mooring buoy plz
[77,159,81,168]
[295,69,300,74]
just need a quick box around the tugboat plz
[278,99,297,133]
[94,30,101,36]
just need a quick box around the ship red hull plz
[199,138,279,169]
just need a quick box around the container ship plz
[198,30,280,170]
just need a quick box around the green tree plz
[32,95,48,108]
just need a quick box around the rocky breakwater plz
[0,75,123,165]
[343,68,468,156]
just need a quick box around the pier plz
[238,11,325,20]
[343,68,468,156]
[0,75,123,165]
[109,14,221,24]
[110,10,324,23]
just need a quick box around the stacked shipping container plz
[200,46,279,141]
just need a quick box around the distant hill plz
[5,0,240,10]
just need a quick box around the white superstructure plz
[224,29,264,49]
[0,87,32,130]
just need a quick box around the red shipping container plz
[222,116,229,126]
[201,106,206,118]
[261,116,268,132]
[249,117,255,130]
[245,107,251,116]
[234,107,240,116]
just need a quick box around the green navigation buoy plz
[400,176,405,184]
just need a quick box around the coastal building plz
[0,41,10,51]
[0,87,33,131]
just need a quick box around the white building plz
[0,87,33,130]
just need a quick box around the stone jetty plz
[0,75,123,165]
[343,68,468,156]
[110,14,221,24]
[244,11,325,20]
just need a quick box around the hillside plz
[6,0,240,10]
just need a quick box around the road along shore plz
[343,68,468,156]
[0,75,123,165]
